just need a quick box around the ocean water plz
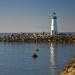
[0,42,75,75]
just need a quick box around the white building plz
[51,12,58,35]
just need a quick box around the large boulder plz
[60,58,75,75]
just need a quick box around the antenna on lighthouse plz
[50,12,58,36]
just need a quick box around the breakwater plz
[0,33,75,43]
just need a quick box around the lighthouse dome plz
[53,12,57,19]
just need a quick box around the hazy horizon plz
[0,0,75,32]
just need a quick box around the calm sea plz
[0,42,75,75]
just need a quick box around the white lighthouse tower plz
[51,12,58,35]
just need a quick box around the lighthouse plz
[51,12,58,35]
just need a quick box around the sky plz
[0,0,75,32]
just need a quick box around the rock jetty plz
[0,32,75,43]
